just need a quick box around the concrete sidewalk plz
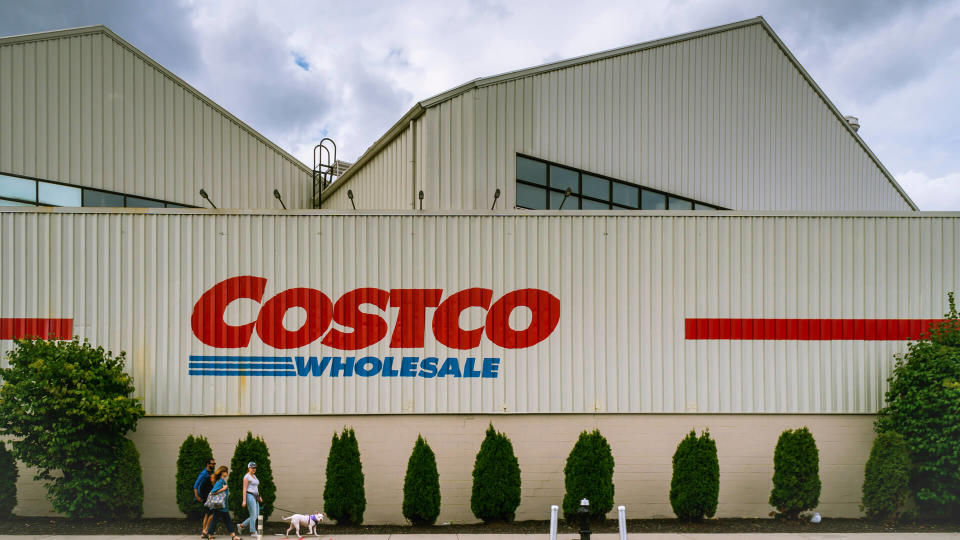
[3,534,959,539]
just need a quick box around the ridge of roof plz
[325,16,916,210]
[0,25,313,178]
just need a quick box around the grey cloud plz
[0,0,201,79]
[182,6,331,153]
[760,0,960,103]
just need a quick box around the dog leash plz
[272,505,306,516]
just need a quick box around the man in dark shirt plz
[194,459,217,535]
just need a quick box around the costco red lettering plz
[190,277,561,350]
[256,288,333,349]
[432,288,493,349]
[485,289,562,348]
[191,275,267,348]
[321,288,391,350]
[388,289,443,348]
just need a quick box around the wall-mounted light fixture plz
[273,189,287,209]
[199,188,217,209]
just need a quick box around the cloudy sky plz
[1,0,958,209]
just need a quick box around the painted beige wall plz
[13,414,874,522]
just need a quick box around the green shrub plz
[669,430,719,521]
[876,292,960,518]
[323,428,366,525]
[402,435,441,526]
[228,432,276,522]
[44,436,143,519]
[0,338,145,518]
[0,441,18,519]
[112,438,145,519]
[862,432,911,520]
[562,429,614,522]
[176,435,214,518]
[770,426,821,519]
[471,424,521,523]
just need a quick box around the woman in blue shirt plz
[203,467,241,540]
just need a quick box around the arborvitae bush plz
[876,292,960,517]
[0,441,18,519]
[112,438,145,519]
[175,435,213,517]
[669,430,719,521]
[324,428,366,525]
[562,429,614,522]
[402,435,441,526]
[471,424,521,523]
[770,427,821,519]
[228,432,276,521]
[862,432,912,521]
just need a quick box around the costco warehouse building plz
[1,18,958,522]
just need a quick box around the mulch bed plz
[0,516,959,535]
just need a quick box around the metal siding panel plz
[2,211,957,415]
[337,25,910,212]
[0,33,311,208]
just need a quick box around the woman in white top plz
[238,462,263,537]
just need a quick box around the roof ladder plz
[313,138,337,208]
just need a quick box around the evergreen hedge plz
[402,435,441,526]
[0,441,18,519]
[562,429,614,522]
[471,424,521,523]
[228,432,276,521]
[175,435,213,517]
[862,432,912,521]
[875,292,960,517]
[669,430,719,521]
[769,427,821,519]
[323,428,366,525]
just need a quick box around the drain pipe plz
[409,119,417,210]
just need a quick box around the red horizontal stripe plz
[685,318,945,340]
[0,318,73,340]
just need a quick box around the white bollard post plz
[549,504,559,540]
[617,505,627,540]
[257,514,264,538]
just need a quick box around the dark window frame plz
[515,154,725,211]
[0,170,198,208]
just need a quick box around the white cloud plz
[896,170,960,211]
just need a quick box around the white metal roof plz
[326,17,917,210]
[0,25,312,176]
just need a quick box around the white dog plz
[282,512,324,537]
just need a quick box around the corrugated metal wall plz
[0,29,312,209]
[325,23,911,212]
[2,209,956,416]
[324,129,414,210]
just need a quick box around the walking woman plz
[238,462,263,538]
[203,466,241,540]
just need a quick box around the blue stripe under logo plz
[188,356,296,377]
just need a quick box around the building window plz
[514,155,722,211]
[38,182,82,206]
[0,171,195,208]
[0,174,37,203]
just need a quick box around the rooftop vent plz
[844,115,860,132]
[332,159,353,176]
